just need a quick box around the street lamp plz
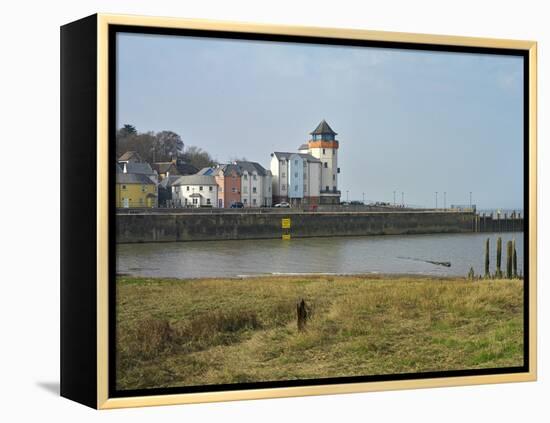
[401,191,404,207]
[469,191,472,209]
[435,191,438,209]
[443,191,447,210]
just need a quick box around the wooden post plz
[513,239,518,278]
[506,240,513,279]
[496,237,502,278]
[297,299,309,331]
[484,237,490,278]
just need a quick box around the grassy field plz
[116,274,524,391]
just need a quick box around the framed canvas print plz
[60,14,537,409]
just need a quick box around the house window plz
[244,199,247,204]
[294,172,298,178]
[281,172,286,178]
[252,187,257,193]
[122,185,127,190]
[192,198,198,205]
[232,187,237,193]
[207,198,211,205]
[200,186,204,191]
[294,160,298,165]
[326,186,329,191]
[186,186,190,191]
[253,199,257,205]
[295,185,298,191]
[324,162,328,168]
[253,175,257,181]
[243,186,248,194]
[333,186,337,192]
[244,174,248,180]
[333,174,336,181]
[323,148,326,154]
[141,185,147,192]
[209,186,213,192]
[282,185,286,191]
[337,168,340,173]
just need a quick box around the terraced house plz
[115,172,157,208]
[235,161,273,207]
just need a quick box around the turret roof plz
[310,119,337,136]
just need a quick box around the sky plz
[116,32,524,209]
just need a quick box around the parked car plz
[340,201,351,206]
[274,202,290,208]
[350,200,364,205]
[230,202,244,208]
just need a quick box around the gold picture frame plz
[60,13,537,409]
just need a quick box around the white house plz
[171,175,218,207]
[270,152,321,207]
[235,161,272,207]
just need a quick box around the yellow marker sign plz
[281,218,291,229]
[282,233,291,240]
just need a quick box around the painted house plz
[115,173,157,208]
[172,175,218,207]
[199,164,242,208]
[235,161,272,207]
[270,152,321,207]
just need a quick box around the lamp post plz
[435,191,438,209]
[469,191,472,209]
[444,191,447,210]
[401,191,404,207]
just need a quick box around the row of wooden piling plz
[469,236,520,279]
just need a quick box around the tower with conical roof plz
[307,120,340,204]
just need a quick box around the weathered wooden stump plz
[297,299,310,331]
[506,240,513,279]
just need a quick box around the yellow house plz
[116,173,157,208]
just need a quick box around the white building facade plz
[270,120,339,206]
[171,175,218,208]
[270,152,321,207]
[236,161,273,207]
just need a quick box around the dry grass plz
[116,274,524,390]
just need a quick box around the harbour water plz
[116,232,524,279]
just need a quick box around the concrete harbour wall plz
[116,211,475,243]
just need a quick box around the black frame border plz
[107,24,530,399]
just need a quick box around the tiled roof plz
[116,173,155,184]
[124,162,155,175]
[235,160,268,176]
[173,175,217,186]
